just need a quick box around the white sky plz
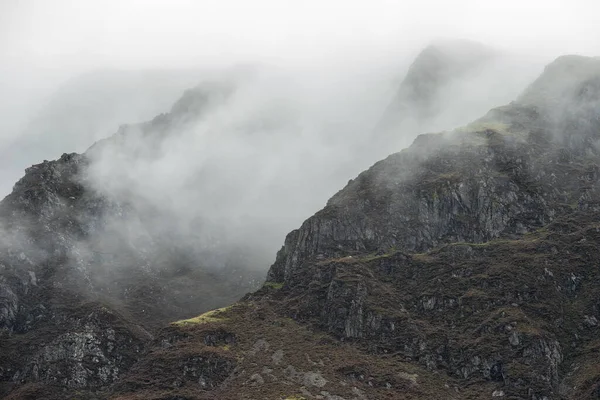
[1,0,599,70]
[0,0,598,150]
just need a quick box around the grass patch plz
[361,252,395,262]
[263,281,284,290]
[453,121,510,143]
[448,238,526,248]
[411,253,433,262]
[171,306,232,326]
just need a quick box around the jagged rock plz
[0,85,261,397]
[255,55,600,399]
[3,53,600,400]
[268,56,600,285]
[0,281,18,331]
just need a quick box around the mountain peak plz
[411,39,495,72]
[370,39,511,157]
[394,39,495,114]
[4,51,600,399]
[518,54,600,107]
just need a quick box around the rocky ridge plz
[1,53,600,400]
[108,55,600,400]
[0,83,263,397]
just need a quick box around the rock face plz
[0,85,263,397]
[2,53,600,400]
[0,67,218,198]
[268,55,600,284]
[256,55,600,399]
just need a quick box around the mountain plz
[369,40,544,160]
[378,40,495,125]
[0,67,217,197]
[0,83,266,398]
[2,50,599,400]
[109,55,599,399]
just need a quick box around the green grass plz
[448,238,523,248]
[459,121,510,134]
[171,306,232,326]
[360,252,394,262]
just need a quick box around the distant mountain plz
[0,68,213,197]
[117,55,600,399]
[0,45,581,399]
[370,40,544,159]
[379,40,495,124]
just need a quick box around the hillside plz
[0,67,218,197]
[107,55,600,400]
[1,53,599,400]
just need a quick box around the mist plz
[70,50,547,295]
[2,0,600,294]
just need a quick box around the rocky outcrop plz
[104,54,600,400]
[0,86,261,397]
[268,56,600,284]
[3,53,600,399]
[252,55,600,399]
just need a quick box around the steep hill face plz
[0,84,264,398]
[1,53,599,400]
[0,153,263,395]
[104,55,600,400]
[269,55,600,284]
[0,67,219,197]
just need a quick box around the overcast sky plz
[1,0,598,117]
[1,0,598,144]
[0,0,599,198]
[1,0,599,70]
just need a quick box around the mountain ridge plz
[1,52,600,399]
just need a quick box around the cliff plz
[2,54,600,399]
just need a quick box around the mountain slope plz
[1,53,599,400]
[0,68,222,197]
[0,84,264,398]
[108,55,600,400]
